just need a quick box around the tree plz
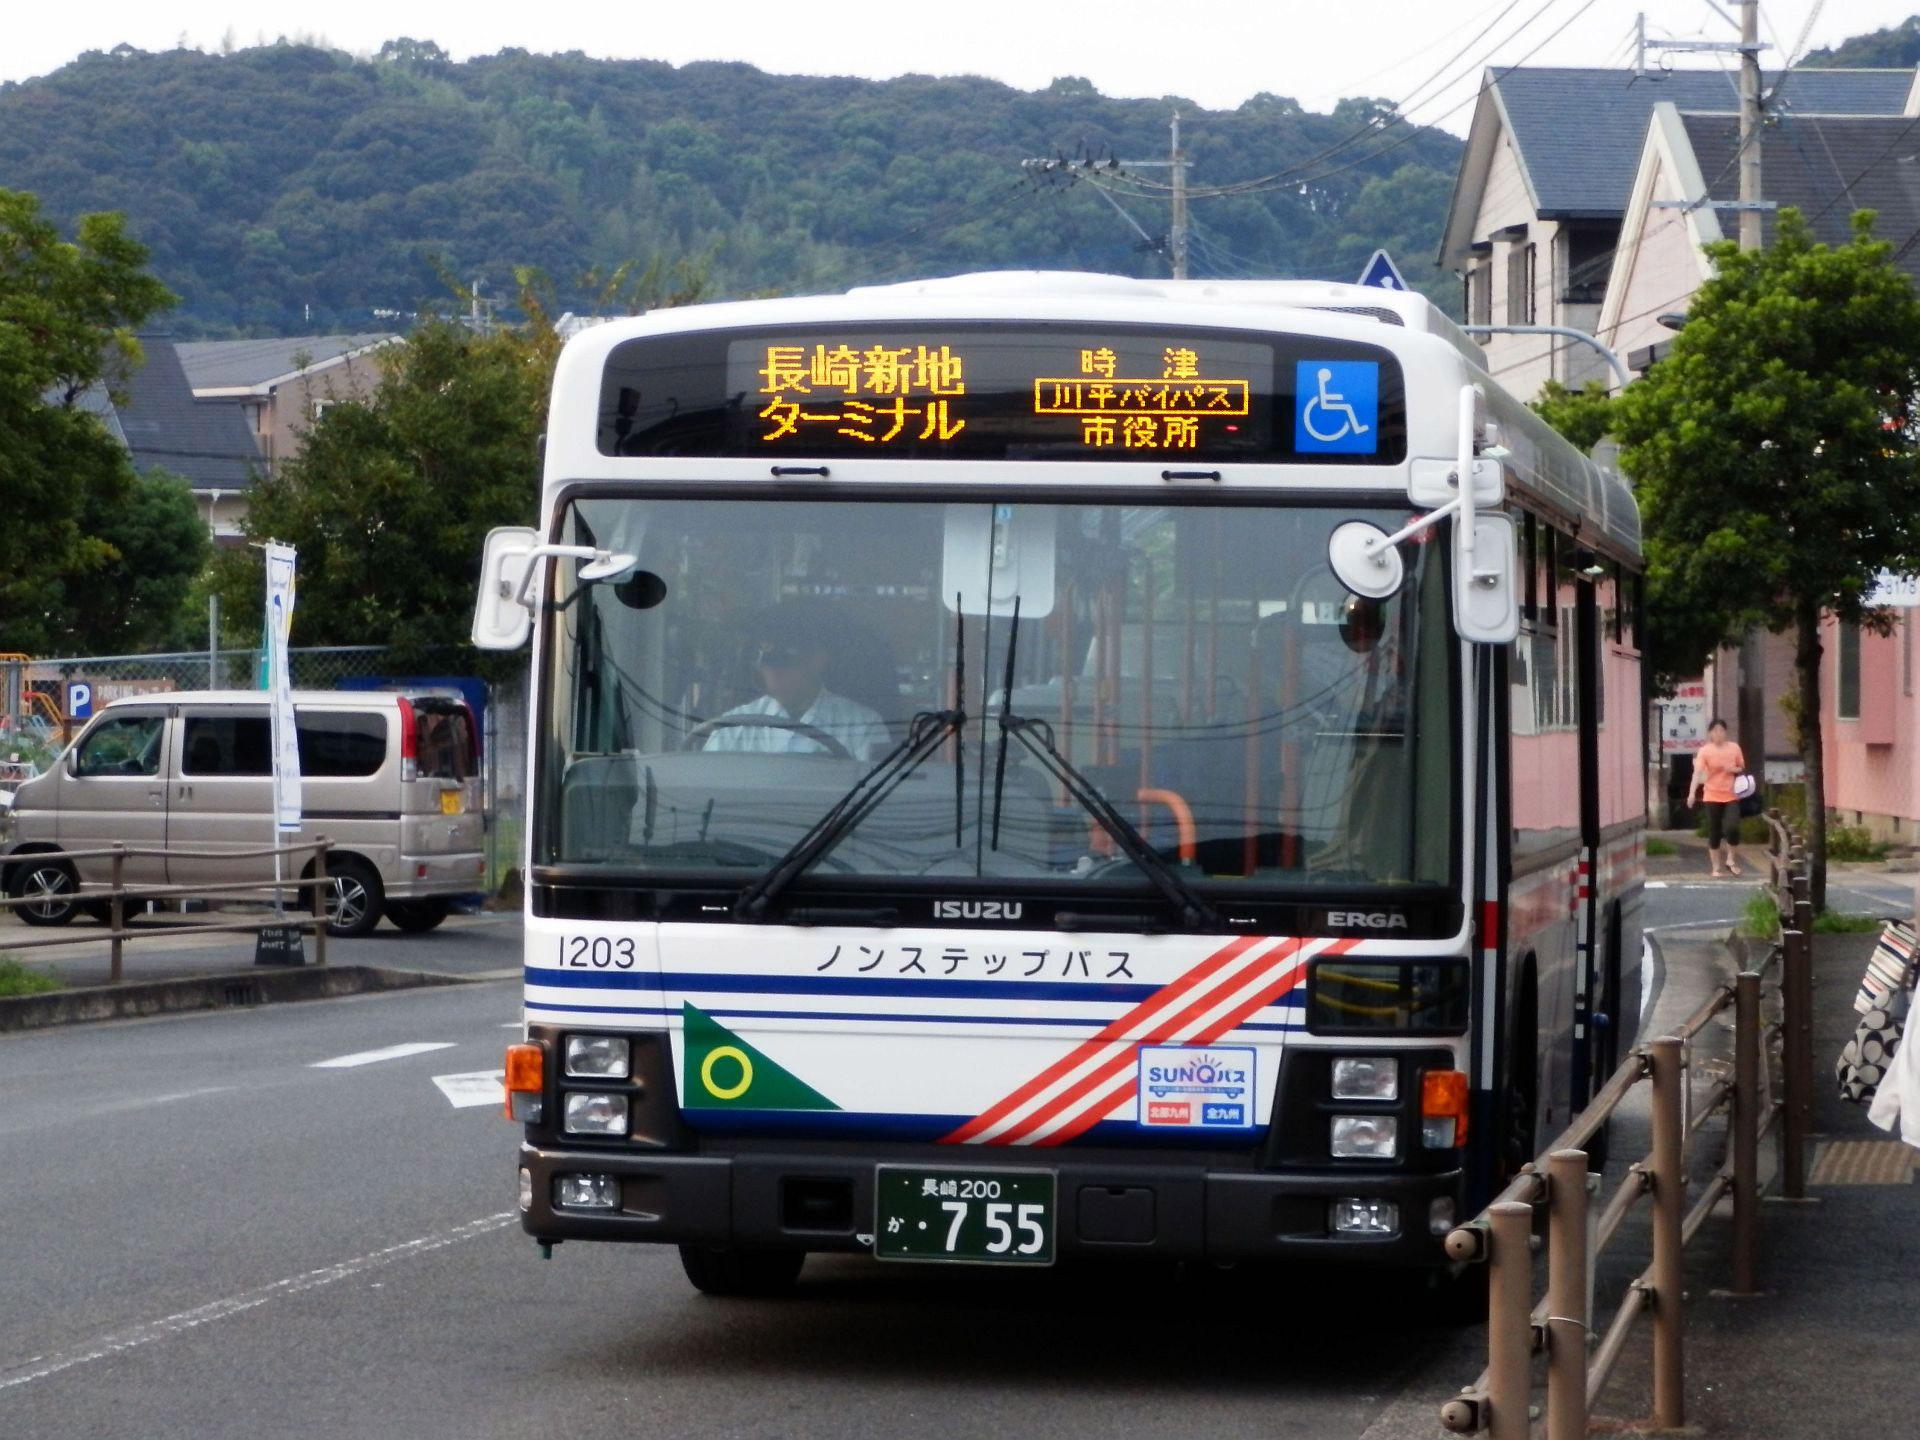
[0,188,177,653]
[212,316,552,666]
[54,470,211,652]
[1531,379,1614,456]
[1611,209,1920,909]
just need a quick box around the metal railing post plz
[312,837,330,967]
[1544,1149,1591,1440]
[108,843,126,984]
[1781,918,1811,1200]
[1732,970,1762,1292]
[1647,1035,1687,1428]
[1486,1200,1535,1440]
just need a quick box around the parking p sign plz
[67,682,93,720]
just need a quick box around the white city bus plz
[473,272,1645,1293]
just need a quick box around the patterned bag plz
[1837,922,1918,1104]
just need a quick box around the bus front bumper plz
[518,1143,1462,1265]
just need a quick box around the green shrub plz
[1740,891,1781,939]
[1825,824,1888,863]
[0,959,61,997]
[1645,836,1677,857]
[1813,910,1885,934]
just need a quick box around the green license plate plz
[874,1166,1056,1265]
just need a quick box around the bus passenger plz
[703,616,889,761]
[1687,717,1747,878]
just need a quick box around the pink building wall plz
[1824,615,1920,839]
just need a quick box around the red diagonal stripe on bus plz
[987,936,1316,1147]
[941,934,1267,1144]
[1031,937,1360,1148]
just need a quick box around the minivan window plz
[74,713,165,778]
[183,715,272,776]
[414,705,476,780]
[178,711,387,779]
[298,712,387,777]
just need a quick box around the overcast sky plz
[5,1,1917,133]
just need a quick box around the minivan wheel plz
[386,899,451,933]
[324,858,384,938]
[10,857,79,927]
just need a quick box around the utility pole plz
[1169,112,1189,282]
[1738,0,1763,252]
[1736,0,1767,776]
[1020,109,1192,280]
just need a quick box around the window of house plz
[1470,260,1492,325]
[1507,243,1536,325]
[1838,623,1861,719]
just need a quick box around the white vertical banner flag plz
[264,542,302,833]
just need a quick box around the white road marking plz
[309,1041,458,1069]
[499,1022,523,1030]
[432,1070,506,1108]
[1646,880,1669,888]
[0,1212,515,1393]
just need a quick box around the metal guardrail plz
[0,838,333,980]
[1439,816,1811,1437]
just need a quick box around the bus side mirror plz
[1454,512,1519,645]
[472,526,539,650]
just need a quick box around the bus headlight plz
[1331,1056,1399,1101]
[1330,1198,1399,1235]
[563,1092,629,1136]
[565,1034,631,1079]
[554,1173,620,1210]
[1331,1114,1398,1159]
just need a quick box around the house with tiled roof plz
[179,332,397,475]
[82,335,264,542]
[1437,65,1913,399]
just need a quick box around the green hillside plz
[0,39,1463,334]
[1804,15,1920,68]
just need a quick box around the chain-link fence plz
[1,647,528,897]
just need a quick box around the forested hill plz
[0,40,1463,335]
[1805,15,1920,68]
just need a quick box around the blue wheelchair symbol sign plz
[1294,361,1380,455]
[67,682,93,720]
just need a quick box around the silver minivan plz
[0,690,485,936]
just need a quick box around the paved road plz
[0,875,1896,1438]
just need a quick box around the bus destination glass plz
[597,324,1406,464]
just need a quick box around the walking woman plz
[1687,718,1747,878]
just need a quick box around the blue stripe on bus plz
[525,966,1163,1005]
[523,998,1304,1032]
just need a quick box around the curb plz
[0,963,466,1034]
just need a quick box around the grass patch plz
[1740,891,1781,939]
[1645,836,1678,857]
[1813,910,1885,934]
[0,959,61,998]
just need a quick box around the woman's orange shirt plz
[1695,739,1746,804]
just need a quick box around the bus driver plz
[701,614,889,761]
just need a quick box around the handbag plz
[1838,922,1918,1104]
[1733,772,1763,817]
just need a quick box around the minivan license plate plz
[874,1167,1054,1264]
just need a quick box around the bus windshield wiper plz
[735,603,967,921]
[992,700,1220,933]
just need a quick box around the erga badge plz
[1136,1045,1256,1129]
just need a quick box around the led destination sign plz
[596,324,1404,464]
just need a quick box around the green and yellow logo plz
[681,1003,839,1111]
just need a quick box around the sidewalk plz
[1667,926,1920,1437]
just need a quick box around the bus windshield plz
[539,494,1454,895]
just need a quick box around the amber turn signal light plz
[1420,1069,1470,1147]
[505,1042,545,1123]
